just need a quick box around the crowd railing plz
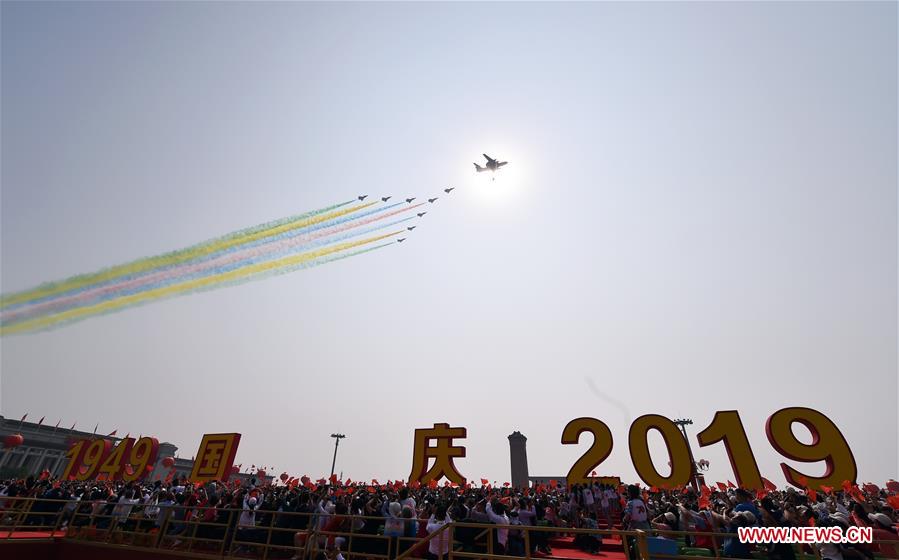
[5,496,897,560]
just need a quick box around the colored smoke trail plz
[0,231,401,336]
[3,213,416,325]
[6,200,404,312]
[9,242,395,336]
[0,200,371,309]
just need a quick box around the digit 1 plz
[61,440,86,481]
[696,410,763,489]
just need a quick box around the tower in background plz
[508,431,529,488]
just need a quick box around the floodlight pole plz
[330,433,345,478]
[673,418,698,491]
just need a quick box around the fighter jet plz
[428,198,438,203]
[406,197,416,203]
[407,226,416,231]
[444,187,455,193]
[397,238,406,243]
[358,195,369,201]
[381,196,391,202]
[473,154,508,179]
[417,212,427,217]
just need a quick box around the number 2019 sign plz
[563,407,856,490]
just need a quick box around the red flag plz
[863,483,879,494]
[842,480,852,493]
[886,480,899,493]
[329,474,338,485]
[727,480,736,488]
[798,476,809,488]
[428,479,438,489]
[698,495,710,509]
[503,482,510,487]
[345,478,352,485]
[700,484,711,496]
[761,478,777,491]
[849,485,866,503]
[549,479,558,489]
[372,479,379,485]
[650,486,658,493]
[756,489,768,500]
[39,469,50,480]
[410,480,421,489]
[107,429,117,437]
[480,478,489,486]
[716,482,728,492]
[807,488,817,502]
[887,496,899,510]
[821,485,833,495]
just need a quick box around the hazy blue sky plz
[2,2,896,485]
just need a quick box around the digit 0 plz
[629,415,692,488]
[765,407,857,489]
[562,417,613,485]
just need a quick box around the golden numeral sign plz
[562,407,856,490]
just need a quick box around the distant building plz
[0,416,267,484]
[509,430,619,489]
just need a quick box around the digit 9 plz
[74,440,112,481]
[765,407,857,489]
[122,437,159,482]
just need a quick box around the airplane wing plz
[483,154,496,164]
[497,161,508,167]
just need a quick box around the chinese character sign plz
[409,423,467,485]
[190,433,241,482]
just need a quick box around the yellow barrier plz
[3,497,897,560]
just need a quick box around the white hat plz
[389,502,402,517]
[248,497,257,506]
[830,512,849,526]
[868,512,893,528]
[664,512,676,523]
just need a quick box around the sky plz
[1,2,896,487]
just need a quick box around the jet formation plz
[382,152,509,244]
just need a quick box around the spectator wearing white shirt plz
[484,497,510,553]
[426,505,452,559]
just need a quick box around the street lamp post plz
[330,433,345,478]
[673,418,698,491]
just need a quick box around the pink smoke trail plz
[5,202,425,323]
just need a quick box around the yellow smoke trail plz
[1,229,398,335]
[1,201,376,309]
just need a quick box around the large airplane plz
[473,154,508,179]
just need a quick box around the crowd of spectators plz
[2,474,898,560]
